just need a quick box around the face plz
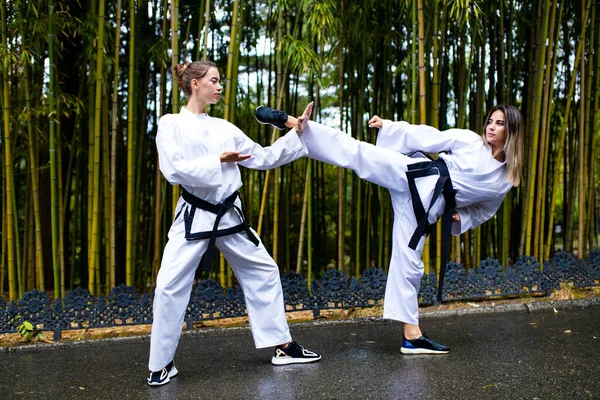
[191,66,222,105]
[485,110,506,149]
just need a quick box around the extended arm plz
[374,119,477,155]
[451,195,506,236]
[235,124,307,170]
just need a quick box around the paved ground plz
[1,300,599,399]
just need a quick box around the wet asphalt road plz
[1,301,599,400]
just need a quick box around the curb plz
[420,297,600,319]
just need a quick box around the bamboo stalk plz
[220,0,240,285]
[170,0,180,218]
[583,5,595,252]
[48,0,59,296]
[296,160,310,274]
[1,182,5,294]
[578,0,587,259]
[110,0,122,289]
[103,95,111,294]
[56,109,65,297]
[591,6,600,249]
[307,160,313,293]
[203,0,211,60]
[152,0,169,284]
[25,201,34,290]
[23,58,45,292]
[338,0,345,272]
[126,0,137,286]
[89,0,106,294]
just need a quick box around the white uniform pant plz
[148,206,291,371]
[301,122,444,326]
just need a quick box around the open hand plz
[452,212,460,222]
[368,115,384,129]
[220,151,251,162]
[295,101,314,134]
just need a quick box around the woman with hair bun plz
[148,61,320,387]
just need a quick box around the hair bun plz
[173,63,190,86]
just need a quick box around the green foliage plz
[279,34,322,84]
[448,0,483,26]
[16,321,44,343]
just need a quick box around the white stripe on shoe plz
[401,347,449,355]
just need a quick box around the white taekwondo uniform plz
[149,107,307,371]
[299,120,513,325]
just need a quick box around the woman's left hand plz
[220,151,251,162]
[452,212,460,222]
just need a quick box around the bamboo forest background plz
[1,0,599,301]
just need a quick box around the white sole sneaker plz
[271,355,322,365]
[401,347,449,355]
[147,365,179,386]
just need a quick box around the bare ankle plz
[404,324,422,340]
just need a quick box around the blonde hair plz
[481,104,524,186]
[173,60,216,98]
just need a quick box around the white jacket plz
[156,107,308,232]
[376,120,513,235]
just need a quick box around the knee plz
[154,272,187,298]
[153,279,169,298]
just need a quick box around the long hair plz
[173,60,216,98]
[481,104,524,186]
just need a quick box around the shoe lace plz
[279,340,301,352]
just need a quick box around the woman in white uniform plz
[256,101,524,355]
[148,61,321,387]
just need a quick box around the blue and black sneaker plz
[147,360,178,386]
[401,335,450,355]
[255,106,289,130]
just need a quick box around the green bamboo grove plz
[1,0,599,300]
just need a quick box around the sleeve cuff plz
[451,209,467,236]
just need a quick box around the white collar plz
[180,106,208,118]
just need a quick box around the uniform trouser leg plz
[216,230,292,348]
[149,212,208,371]
[383,195,427,325]
[149,211,292,370]
[302,121,437,327]
[301,121,412,191]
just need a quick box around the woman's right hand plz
[295,102,314,134]
[368,115,384,129]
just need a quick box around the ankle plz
[404,325,422,340]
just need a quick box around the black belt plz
[181,189,260,272]
[405,157,457,301]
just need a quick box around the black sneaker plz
[401,335,450,355]
[271,340,321,365]
[255,106,289,130]
[147,360,179,386]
